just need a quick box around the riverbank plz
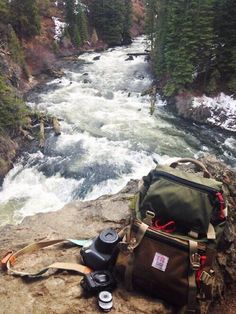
[0,156,236,313]
[167,91,236,134]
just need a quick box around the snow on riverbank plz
[193,93,236,132]
[52,17,67,42]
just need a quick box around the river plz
[0,37,235,226]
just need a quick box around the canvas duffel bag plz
[135,158,227,239]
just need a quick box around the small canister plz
[98,291,113,312]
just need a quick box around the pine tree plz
[122,0,132,44]
[145,0,158,51]
[0,0,9,24]
[65,0,78,44]
[10,0,41,38]
[90,0,130,46]
[214,0,236,93]
[0,75,28,135]
[76,2,89,44]
[65,0,89,46]
[7,26,25,65]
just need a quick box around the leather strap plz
[170,158,211,178]
[5,239,92,278]
[135,193,142,220]
[187,240,199,313]
[124,221,148,290]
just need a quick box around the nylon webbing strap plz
[5,239,92,278]
[135,193,141,220]
[187,240,199,313]
[124,221,148,291]
[207,223,216,240]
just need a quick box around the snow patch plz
[52,17,67,42]
[193,93,236,132]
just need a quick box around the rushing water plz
[0,37,235,226]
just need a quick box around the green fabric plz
[137,164,225,236]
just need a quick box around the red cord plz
[152,219,176,233]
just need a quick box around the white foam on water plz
[84,153,180,201]
[2,37,233,225]
[224,137,236,152]
[0,162,83,224]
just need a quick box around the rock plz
[0,158,236,313]
[175,92,212,123]
[0,180,155,314]
[9,72,19,88]
[93,55,100,61]
[42,68,64,79]
[104,91,114,99]
[173,92,236,133]
[0,136,18,184]
[61,37,73,49]
[125,55,134,61]
[83,78,92,84]
[95,47,106,52]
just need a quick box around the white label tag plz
[151,252,169,272]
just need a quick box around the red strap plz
[216,192,225,220]
[1,251,14,270]
[152,220,176,233]
[196,255,207,287]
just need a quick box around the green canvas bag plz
[135,158,227,239]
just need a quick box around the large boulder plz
[0,157,235,313]
[0,136,18,184]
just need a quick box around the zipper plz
[152,170,219,194]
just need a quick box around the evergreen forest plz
[145,0,236,96]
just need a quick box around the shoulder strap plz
[187,240,200,313]
[3,239,92,278]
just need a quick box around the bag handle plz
[170,158,211,178]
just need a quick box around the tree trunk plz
[52,117,61,136]
[39,119,45,148]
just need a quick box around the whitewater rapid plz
[0,37,235,226]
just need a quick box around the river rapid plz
[0,37,235,226]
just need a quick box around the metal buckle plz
[143,211,155,226]
[200,270,214,285]
[191,253,201,270]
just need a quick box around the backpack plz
[116,158,227,313]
